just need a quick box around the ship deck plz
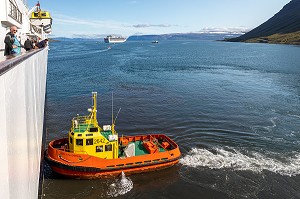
[121,140,166,156]
[51,131,175,161]
[72,125,168,156]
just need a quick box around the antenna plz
[114,108,121,125]
[91,91,97,121]
[111,91,113,125]
[111,91,121,125]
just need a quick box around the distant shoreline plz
[48,38,60,43]
[224,31,300,46]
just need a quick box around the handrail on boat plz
[72,114,96,132]
[149,135,173,156]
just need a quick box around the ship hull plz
[29,18,52,26]
[104,37,126,43]
[0,49,48,198]
[45,134,181,179]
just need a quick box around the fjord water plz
[43,40,300,198]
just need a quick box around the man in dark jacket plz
[4,26,18,55]
[24,38,33,51]
[36,39,48,48]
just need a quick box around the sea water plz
[43,40,300,198]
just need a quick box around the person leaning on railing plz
[24,38,34,51]
[4,26,21,55]
[35,39,48,49]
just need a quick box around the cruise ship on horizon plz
[104,35,127,43]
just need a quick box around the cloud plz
[71,34,109,38]
[53,13,129,29]
[198,27,251,34]
[53,14,177,30]
[128,1,137,4]
[133,32,145,35]
[55,18,106,27]
[132,24,177,28]
[50,14,135,37]
[52,13,179,37]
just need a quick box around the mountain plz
[227,0,300,45]
[128,33,242,41]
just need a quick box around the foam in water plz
[107,172,133,197]
[180,148,300,176]
[288,113,300,119]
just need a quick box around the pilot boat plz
[45,92,181,179]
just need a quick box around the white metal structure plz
[0,1,50,198]
[0,49,48,199]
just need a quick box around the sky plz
[27,0,292,38]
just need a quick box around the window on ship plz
[96,146,103,152]
[105,144,112,151]
[86,138,93,145]
[76,139,83,146]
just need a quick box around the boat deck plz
[73,124,112,140]
[52,133,171,158]
[119,140,166,157]
[102,131,113,140]
[73,124,96,133]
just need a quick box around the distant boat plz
[152,41,159,43]
[104,35,126,43]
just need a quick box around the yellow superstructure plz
[31,11,51,19]
[30,3,52,27]
[68,92,119,159]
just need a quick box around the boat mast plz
[92,92,97,122]
[111,91,113,126]
[111,91,116,134]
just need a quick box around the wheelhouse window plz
[89,127,98,132]
[96,146,103,152]
[76,139,83,146]
[86,138,93,145]
[105,144,112,151]
[69,137,73,144]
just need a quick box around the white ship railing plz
[0,48,48,199]
[0,48,45,75]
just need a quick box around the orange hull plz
[45,134,181,179]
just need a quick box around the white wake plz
[107,171,133,197]
[180,148,300,176]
